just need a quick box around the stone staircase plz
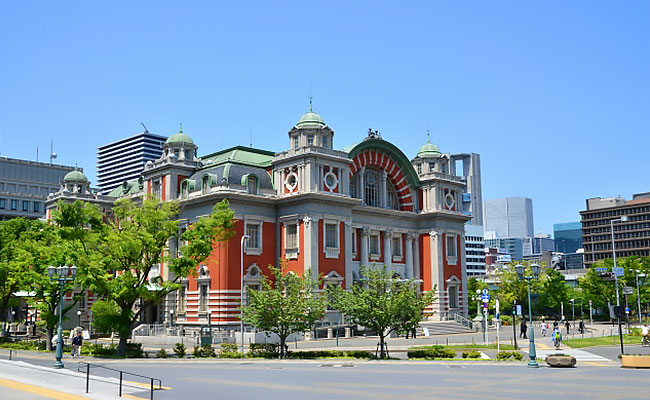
[418,320,476,335]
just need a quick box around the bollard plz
[446,338,449,346]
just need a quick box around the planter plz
[545,354,576,368]
[620,355,650,368]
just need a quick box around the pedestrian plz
[71,330,83,358]
[520,319,528,339]
[565,320,571,335]
[579,320,585,334]
[540,320,547,336]
[553,319,559,329]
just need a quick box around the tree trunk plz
[379,334,386,359]
[46,327,54,351]
[280,336,286,359]
[118,334,128,357]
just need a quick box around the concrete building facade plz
[0,157,76,220]
[483,197,534,239]
[464,224,485,276]
[581,193,650,268]
[96,131,167,195]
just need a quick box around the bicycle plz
[554,337,562,350]
[642,336,650,348]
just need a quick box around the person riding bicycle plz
[642,324,649,345]
[552,327,562,348]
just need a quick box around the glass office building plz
[554,222,582,254]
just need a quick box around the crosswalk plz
[528,341,614,363]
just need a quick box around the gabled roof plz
[200,146,275,169]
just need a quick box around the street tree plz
[87,197,235,356]
[242,265,326,358]
[331,265,435,359]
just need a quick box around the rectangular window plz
[392,235,402,257]
[178,285,186,312]
[446,235,457,258]
[370,234,380,255]
[33,202,40,213]
[152,179,161,199]
[325,223,338,248]
[449,286,458,308]
[286,223,298,249]
[307,135,314,145]
[322,136,328,148]
[0,199,4,209]
[11,200,17,210]
[428,162,435,172]
[417,164,422,174]
[23,201,29,211]
[352,230,357,254]
[293,136,299,149]
[246,223,260,249]
[199,285,208,312]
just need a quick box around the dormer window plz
[247,176,257,194]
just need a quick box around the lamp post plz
[570,299,575,329]
[515,263,541,368]
[48,265,77,369]
[635,270,644,324]
[610,216,628,355]
[169,309,174,329]
[11,310,16,341]
[76,310,81,328]
[240,234,250,355]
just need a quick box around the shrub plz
[248,343,280,358]
[221,343,237,353]
[192,345,203,358]
[193,344,216,358]
[407,348,456,359]
[287,350,375,359]
[496,351,523,361]
[126,343,144,358]
[156,348,167,358]
[500,316,512,326]
[174,343,186,358]
[462,350,482,359]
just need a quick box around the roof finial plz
[179,123,183,133]
[427,129,430,143]
[309,81,313,112]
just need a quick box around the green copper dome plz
[165,124,194,146]
[296,103,326,129]
[417,140,441,157]
[63,169,88,182]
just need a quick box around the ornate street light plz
[515,263,541,368]
[48,265,77,368]
[240,234,250,355]
[76,310,82,328]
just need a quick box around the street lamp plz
[240,234,250,355]
[570,299,575,329]
[515,263,541,368]
[76,310,82,328]
[169,309,174,329]
[635,270,644,324]
[610,216,628,355]
[48,265,77,369]
[11,310,16,341]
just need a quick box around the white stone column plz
[359,167,366,205]
[405,233,415,279]
[383,229,393,270]
[360,227,370,268]
[344,220,353,289]
[413,233,421,280]
[381,170,388,208]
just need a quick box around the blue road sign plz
[482,289,489,295]
[625,307,630,314]
[595,267,607,273]
[481,295,490,302]
[613,267,624,276]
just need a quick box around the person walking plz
[578,320,585,335]
[565,320,571,335]
[540,320,547,336]
[71,331,83,358]
[520,319,528,339]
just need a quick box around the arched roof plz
[345,139,420,189]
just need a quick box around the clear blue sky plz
[1,1,649,236]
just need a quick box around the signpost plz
[495,299,500,353]
[481,290,489,344]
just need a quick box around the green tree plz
[87,197,235,356]
[0,218,35,336]
[242,265,326,359]
[536,268,572,317]
[332,265,435,359]
[467,277,488,319]
[495,262,544,319]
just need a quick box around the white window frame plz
[369,231,380,260]
[245,219,263,255]
[284,220,299,260]
[392,233,402,260]
[351,230,358,256]
[323,220,340,259]
[446,234,457,265]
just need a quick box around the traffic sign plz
[516,305,522,316]
[613,267,624,276]
[623,286,634,295]
[482,289,489,295]
[481,294,490,301]
[595,267,607,273]
[625,306,630,314]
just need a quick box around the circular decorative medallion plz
[324,171,338,191]
[445,191,455,209]
[284,172,298,191]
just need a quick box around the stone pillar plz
[344,220,353,289]
[384,229,393,270]
[381,170,388,208]
[359,167,366,205]
[360,227,370,268]
[414,233,421,280]
[405,233,415,279]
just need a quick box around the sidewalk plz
[0,359,149,399]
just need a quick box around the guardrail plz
[77,362,162,400]
[446,312,476,331]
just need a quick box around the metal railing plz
[132,324,168,337]
[447,311,476,331]
[77,362,162,400]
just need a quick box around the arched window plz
[350,175,358,199]
[387,181,399,210]
[247,176,258,194]
[364,169,380,207]
[202,175,210,195]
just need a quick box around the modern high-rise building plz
[581,193,650,268]
[0,157,76,220]
[533,233,555,254]
[97,131,167,194]
[554,222,582,254]
[464,224,485,276]
[483,197,534,239]
[449,153,483,226]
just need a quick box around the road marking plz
[125,379,172,390]
[0,378,89,399]
[123,394,148,400]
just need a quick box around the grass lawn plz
[410,343,517,351]
[564,335,641,348]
